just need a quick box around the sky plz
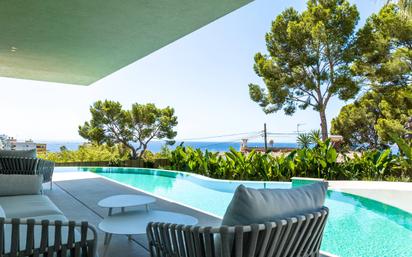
[0,0,384,143]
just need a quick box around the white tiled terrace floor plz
[46,171,221,257]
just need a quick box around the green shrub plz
[342,149,396,180]
[38,143,129,164]
[165,141,409,182]
[41,140,409,181]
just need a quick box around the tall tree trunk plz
[319,108,328,141]
[138,144,148,160]
[130,147,137,160]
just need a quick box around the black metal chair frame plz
[147,207,329,257]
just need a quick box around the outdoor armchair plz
[146,207,329,257]
[0,217,97,257]
[0,157,54,190]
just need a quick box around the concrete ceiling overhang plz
[0,0,252,85]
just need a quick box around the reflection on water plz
[88,167,178,192]
[327,190,412,231]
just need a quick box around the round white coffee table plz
[99,210,198,254]
[98,194,156,215]
[98,194,156,247]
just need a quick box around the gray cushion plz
[0,149,36,158]
[0,175,43,196]
[222,182,328,226]
[0,196,76,254]
[0,195,63,218]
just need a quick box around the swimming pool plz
[63,167,412,257]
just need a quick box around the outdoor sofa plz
[0,174,97,256]
[147,182,329,257]
[0,149,54,190]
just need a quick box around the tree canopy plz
[352,3,412,88]
[39,143,130,163]
[79,100,178,159]
[249,0,361,140]
[396,0,412,17]
[332,3,412,148]
[331,86,412,148]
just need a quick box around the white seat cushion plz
[0,175,43,196]
[0,195,63,218]
[0,195,85,254]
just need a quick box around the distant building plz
[240,138,294,153]
[240,139,249,151]
[36,143,47,154]
[0,134,46,154]
[12,139,36,151]
[329,135,344,149]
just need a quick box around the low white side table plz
[98,194,156,215]
[98,210,198,255]
[98,194,156,244]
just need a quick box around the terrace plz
[48,169,351,257]
[48,170,222,257]
[1,0,412,256]
[37,167,410,257]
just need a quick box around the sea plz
[42,141,298,153]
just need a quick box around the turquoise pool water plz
[64,167,412,257]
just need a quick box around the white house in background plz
[14,140,37,151]
[0,135,38,151]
